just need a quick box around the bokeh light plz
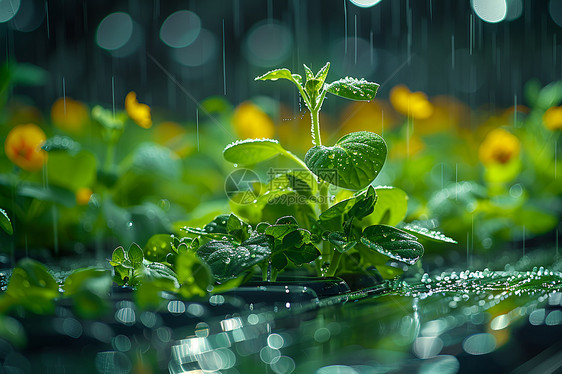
[244,21,293,67]
[96,12,141,56]
[349,0,383,8]
[160,10,201,48]
[10,0,44,32]
[505,0,523,21]
[550,0,562,27]
[0,0,20,23]
[173,28,217,67]
[472,0,507,23]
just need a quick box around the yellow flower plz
[338,100,397,136]
[232,101,275,139]
[153,121,193,158]
[389,136,426,159]
[478,128,520,166]
[390,85,433,120]
[415,96,469,135]
[125,92,152,129]
[543,106,562,131]
[76,187,93,205]
[51,97,89,133]
[4,123,48,171]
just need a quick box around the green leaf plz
[203,214,230,234]
[271,229,320,269]
[131,143,181,180]
[305,131,387,190]
[132,261,179,287]
[315,62,331,86]
[399,222,457,244]
[303,64,315,82]
[64,268,112,318]
[223,138,287,165]
[226,214,252,242]
[144,234,174,262]
[197,235,272,282]
[175,252,212,298]
[326,77,379,101]
[367,187,408,226]
[41,135,81,154]
[135,278,177,310]
[328,231,357,253]
[6,259,59,314]
[47,150,97,192]
[18,183,75,207]
[0,208,13,235]
[360,225,424,265]
[92,105,125,130]
[320,186,376,224]
[12,63,48,86]
[128,243,144,268]
[256,68,296,83]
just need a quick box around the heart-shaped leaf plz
[223,138,287,165]
[128,243,144,268]
[360,225,424,265]
[197,235,272,281]
[326,77,379,101]
[305,131,387,190]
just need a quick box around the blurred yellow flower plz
[389,136,426,159]
[4,123,48,171]
[51,97,89,133]
[390,85,433,120]
[338,100,397,136]
[153,121,193,158]
[125,92,152,129]
[478,128,520,166]
[232,101,275,139]
[415,96,469,135]
[543,106,562,131]
[76,187,93,205]
[277,104,328,152]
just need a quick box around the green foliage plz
[47,150,97,192]
[305,131,387,190]
[0,208,13,235]
[223,139,287,165]
[360,225,424,266]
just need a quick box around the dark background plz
[2,0,562,119]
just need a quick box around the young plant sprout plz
[110,63,456,290]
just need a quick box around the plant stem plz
[104,142,116,172]
[325,249,342,277]
[310,108,322,146]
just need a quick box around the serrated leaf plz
[223,138,287,165]
[399,222,457,244]
[360,225,424,265]
[305,131,387,190]
[0,208,13,236]
[128,243,144,268]
[197,235,272,281]
[326,77,379,101]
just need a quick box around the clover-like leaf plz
[360,225,424,265]
[0,208,13,235]
[326,77,379,101]
[305,131,387,190]
[223,138,287,165]
[197,235,272,282]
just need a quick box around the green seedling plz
[110,63,456,292]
